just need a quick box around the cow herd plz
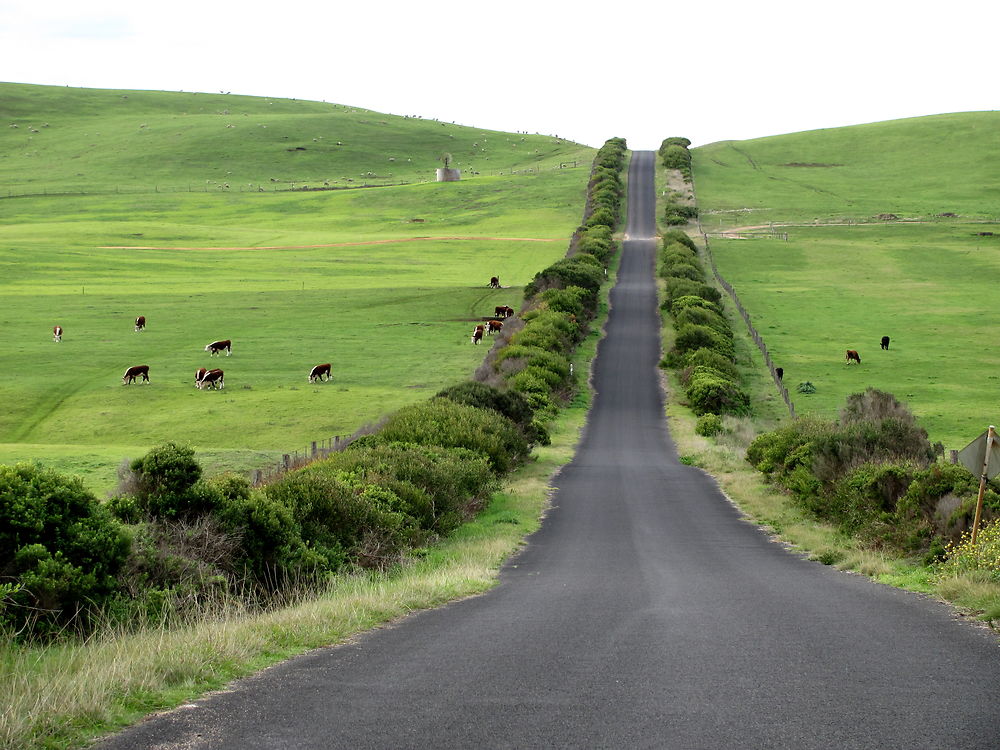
[470,280,514,345]
[50,318,331,389]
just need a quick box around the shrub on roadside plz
[696,413,724,437]
[686,367,750,416]
[0,463,130,637]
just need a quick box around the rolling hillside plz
[0,83,597,492]
[691,112,1000,448]
[0,83,589,194]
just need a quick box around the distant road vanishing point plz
[99,152,1000,749]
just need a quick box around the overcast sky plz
[2,0,996,150]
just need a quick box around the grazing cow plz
[205,339,232,356]
[471,324,485,344]
[53,325,62,342]
[198,368,224,390]
[309,363,332,383]
[846,349,862,364]
[489,276,500,289]
[880,336,890,350]
[122,365,150,384]
[486,319,503,335]
[775,367,783,381]
[494,305,514,319]
[195,367,207,388]
[135,316,145,332]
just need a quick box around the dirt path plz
[100,236,562,251]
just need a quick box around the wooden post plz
[971,425,995,544]
[252,469,262,486]
[282,454,290,471]
[311,441,317,457]
[950,450,959,465]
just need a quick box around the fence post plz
[282,454,290,471]
[950,450,959,465]
[252,469,262,485]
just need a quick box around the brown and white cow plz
[135,316,146,332]
[309,363,332,383]
[471,324,485,344]
[489,276,500,289]
[195,367,207,388]
[197,368,225,390]
[122,365,150,384]
[494,305,515,319]
[205,339,232,356]
[846,349,862,364]
[486,319,503,335]
[53,325,62,342]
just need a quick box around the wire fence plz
[697,228,796,418]
[248,434,353,487]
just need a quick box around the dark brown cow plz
[309,363,332,383]
[198,368,224,390]
[195,367,207,387]
[880,336,890,350]
[494,305,515,319]
[489,276,500,289]
[205,339,232,356]
[135,316,146,332]
[471,324,485,344]
[846,349,861,364]
[123,365,150,384]
[53,325,63,342]
[486,319,503,335]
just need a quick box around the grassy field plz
[691,112,1000,450]
[0,84,596,493]
[0,83,588,194]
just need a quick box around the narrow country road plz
[98,152,1000,749]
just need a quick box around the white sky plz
[1,0,996,150]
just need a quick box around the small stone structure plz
[436,168,461,182]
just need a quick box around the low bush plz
[674,323,735,359]
[0,463,130,637]
[686,368,750,416]
[696,413,724,437]
[369,398,528,474]
[664,278,723,309]
[674,307,732,338]
[685,347,739,377]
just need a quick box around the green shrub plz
[664,278,722,308]
[662,229,697,252]
[371,398,528,474]
[685,347,739,376]
[494,344,572,381]
[685,368,750,416]
[126,443,215,519]
[661,263,703,282]
[674,323,735,359]
[674,307,732,338]
[811,416,935,484]
[524,255,605,299]
[669,295,723,316]
[936,520,1000,581]
[540,286,591,318]
[746,418,830,476]
[0,463,130,637]
[265,471,417,570]
[585,207,617,229]
[696,413,724,437]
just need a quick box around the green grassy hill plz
[692,112,1000,449]
[0,82,589,194]
[0,83,597,492]
[693,112,1000,227]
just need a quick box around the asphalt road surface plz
[99,152,1000,749]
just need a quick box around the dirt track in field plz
[100,236,562,251]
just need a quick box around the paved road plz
[100,152,1000,749]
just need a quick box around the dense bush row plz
[659,137,697,225]
[658,227,750,417]
[1,138,628,641]
[746,388,995,560]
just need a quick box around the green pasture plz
[691,111,1000,449]
[0,83,591,195]
[693,111,1000,227]
[0,83,595,493]
[709,224,1000,449]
